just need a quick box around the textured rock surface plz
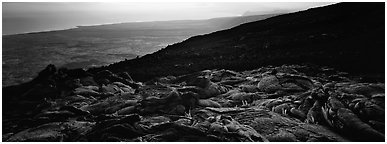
[2,64,384,142]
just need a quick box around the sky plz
[2,2,335,35]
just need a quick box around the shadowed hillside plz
[89,3,384,82]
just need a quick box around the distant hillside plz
[90,2,384,81]
[242,10,289,16]
[2,13,280,87]
[76,14,280,31]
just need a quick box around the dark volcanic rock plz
[3,64,384,142]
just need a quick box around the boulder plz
[258,75,314,93]
[117,106,136,115]
[198,99,222,108]
[258,76,282,93]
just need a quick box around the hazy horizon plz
[3,2,335,35]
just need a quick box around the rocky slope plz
[2,64,384,142]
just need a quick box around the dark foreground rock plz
[2,64,384,142]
